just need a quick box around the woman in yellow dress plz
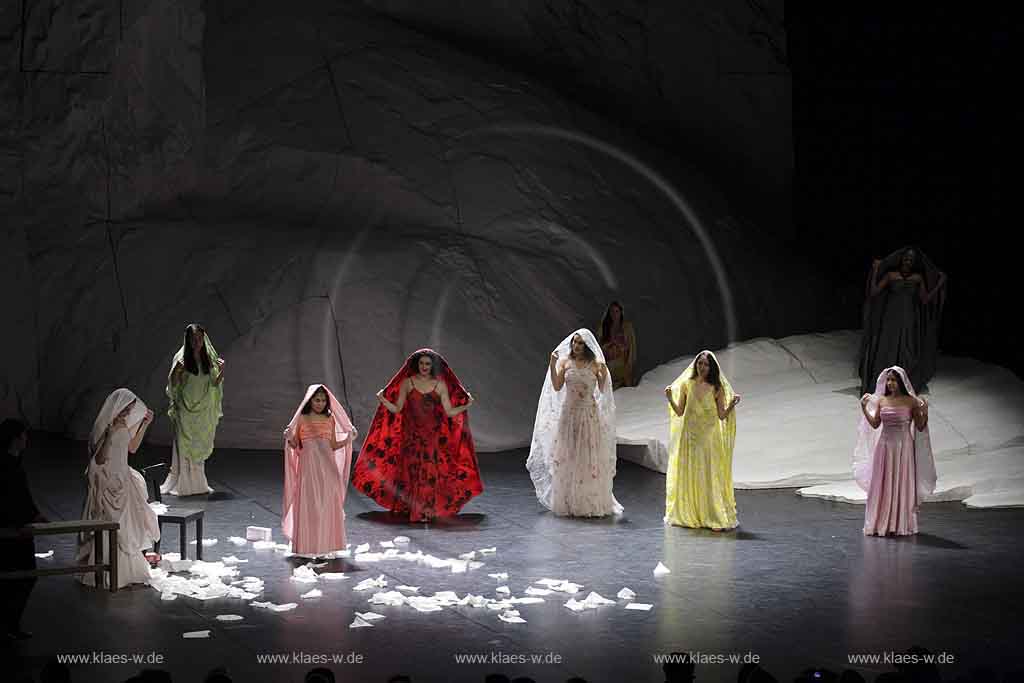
[663,350,741,531]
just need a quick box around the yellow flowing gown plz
[665,363,738,529]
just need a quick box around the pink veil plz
[282,384,355,541]
[852,366,937,497]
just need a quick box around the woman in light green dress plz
[160,324,224,496]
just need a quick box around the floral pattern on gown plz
[665,381,737,530]
[353,350,483,522]
[549,367,621,517]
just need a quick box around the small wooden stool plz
[155,508,205,560]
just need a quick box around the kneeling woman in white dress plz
[77,388,160,588]
[527,329,623,517]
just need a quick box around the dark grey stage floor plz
[8,435,1024,683]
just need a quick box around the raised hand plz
[860,393,872,406]
[664,386,674,400]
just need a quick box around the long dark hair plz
[569,333,596,362]
[883,370,909,396]
[599,301,626,344]
[689,351,722,390]
[406,351,442,378]
[182,323,212,375]
[301,386,332,416]
[1,418,27,452]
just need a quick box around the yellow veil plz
[667,350,737,458]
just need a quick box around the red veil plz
[352,348,482,519]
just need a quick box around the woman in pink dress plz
[282,385,357,558]
[853,366,937,536]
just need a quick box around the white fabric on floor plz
[615,330,1024,508]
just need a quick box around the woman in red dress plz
[352,349,482,522]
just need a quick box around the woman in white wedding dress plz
[77,388,160,588]
[527,329,623,517]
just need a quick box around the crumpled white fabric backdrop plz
[615,330,1024,508]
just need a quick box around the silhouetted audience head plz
[484,675,511,683]
[203,666,232,683]
[738,663,777,682]
[964,667,998,683]
[305,668,336,683]
[837,670,865,683]
[566,677,589,683]
[794,668,837,683]
[663,652,696,682]
[39,659,71,683]
[509,678,537,683]
[893,646,941,683]
[124,670,172,683]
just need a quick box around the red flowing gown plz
[352,350,483,521]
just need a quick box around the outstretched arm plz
[716,389,740,420]
[920,271,947,304]
[170,360,185,387]
[439,382,472,417]
[378,379,408,414]
[549,353,567,391]
[213,358,226,386]
[128,409,154,453]
[665,383,687,417]
[913,397,929,431]
[860,394,881,429]
[285,423,301,450]
[869,266,892,297]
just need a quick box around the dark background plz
[787,3,1017,378]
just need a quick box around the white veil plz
[526,328,618,510]
[852,365,937,497]
[89,388,149,457]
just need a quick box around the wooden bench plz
[155,508,205,561]
[0,520,121,593]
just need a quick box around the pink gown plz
[287,418,347,556]
[863,406,919,536]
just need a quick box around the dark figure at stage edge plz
[858,246,946,394]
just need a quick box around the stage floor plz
[10,435,1024,683]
